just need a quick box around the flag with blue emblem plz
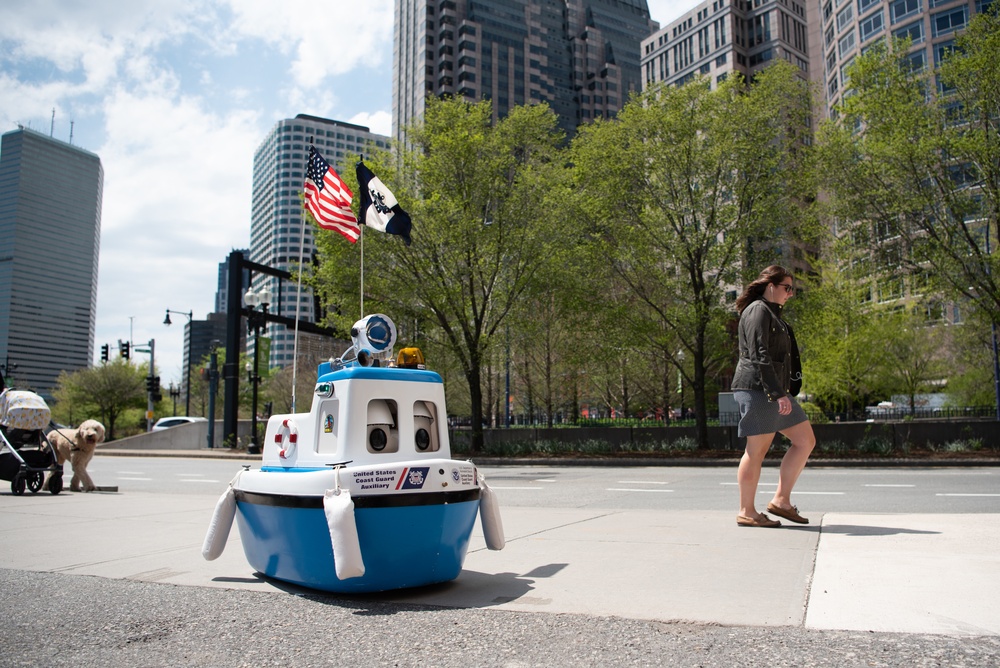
[356,160,412,246]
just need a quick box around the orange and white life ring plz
[275,418,298,458]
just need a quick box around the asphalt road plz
[82,457,1000,513]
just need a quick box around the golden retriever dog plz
[47,419,106,492]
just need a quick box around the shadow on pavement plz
[785,524,942,536]
[233,564,572,613]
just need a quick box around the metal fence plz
[461,406,998,429]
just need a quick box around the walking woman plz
[731,265,816,527]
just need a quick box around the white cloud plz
[94,84,260,382]
[646,0,699,26]
[348,110,392,137]
[223,0,394,87]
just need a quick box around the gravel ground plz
[2,569,997,667]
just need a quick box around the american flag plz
[304,146,360,243]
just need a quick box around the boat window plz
[413,400,440,452]
[366,399,399,454]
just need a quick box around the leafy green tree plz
[817,13,1000,332]
[794,252,891,415]
[945,306,999,407]
[311,97,567,451]
[571,61,815,447]
[877,310,948,412]
[52,359,147,439]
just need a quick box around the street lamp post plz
[164,309,193,416]
[677,349,685,421]
[169,382,180,415]
[244,288,272,454]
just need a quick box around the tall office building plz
[0,127,103,399]
[393,0,660,142]
[640,0,812,91]
[818,0,991,122]
[249,114,389,368]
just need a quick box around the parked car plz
[152,416,208,431]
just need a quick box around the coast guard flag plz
[304,146,360,243]
[356,160,412,246]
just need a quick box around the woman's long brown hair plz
[735,265,791,315]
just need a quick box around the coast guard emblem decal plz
[396,466,430,490]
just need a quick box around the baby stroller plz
[0,388,64,495]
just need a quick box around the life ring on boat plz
[275,418,298,458]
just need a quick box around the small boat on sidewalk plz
[202,314,504,593]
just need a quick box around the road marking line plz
[759,490,845,495]
[489,486,543,490]
[117,477,152,481]
[606,488,674,493]
[177,473,206,477]
[864,484,915,487]
[180,479,221,483]
[936,493,1000,497]
[117,471,145,475]
[617,480,670,485]
[532,479,557,483]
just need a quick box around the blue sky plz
[1,0,690,392]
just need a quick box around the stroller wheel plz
[48,474,63,495]
[11,475,26,496]
[27,471,44,494]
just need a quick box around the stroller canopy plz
[0,389,51,431]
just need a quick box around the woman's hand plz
[777,395,792,415]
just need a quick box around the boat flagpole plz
[291,204,306,413]
[360,225,364,318]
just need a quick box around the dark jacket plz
[731,299,801,400]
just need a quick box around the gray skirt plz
[734,390,809,437]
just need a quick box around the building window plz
[837,5,854,31]
[933,39,955,65]
[857,0,880,14]
[838,29,856,57]
[828,74,839,96]
[840,56,855,85]
[932,7,967,37]
[889,0,921,24]
[859,10,885,41]
[893,20,924,44]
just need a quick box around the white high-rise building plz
[249,114,389,368]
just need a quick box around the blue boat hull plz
[234,495,480,593]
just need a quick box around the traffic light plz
[145,375,161,401]
[119,340,130,360]
[100,344,109,363]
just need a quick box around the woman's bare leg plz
[738,433,775,518]
[771,420,816,509]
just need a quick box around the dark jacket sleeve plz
[734,301,787,400]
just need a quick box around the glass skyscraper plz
[393,0,660,142]
[0,127,103,399]
[249,114,389,368]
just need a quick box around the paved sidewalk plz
[1,489,997,637]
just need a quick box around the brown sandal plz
[766,503,808,524]
[736,514,781,528]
